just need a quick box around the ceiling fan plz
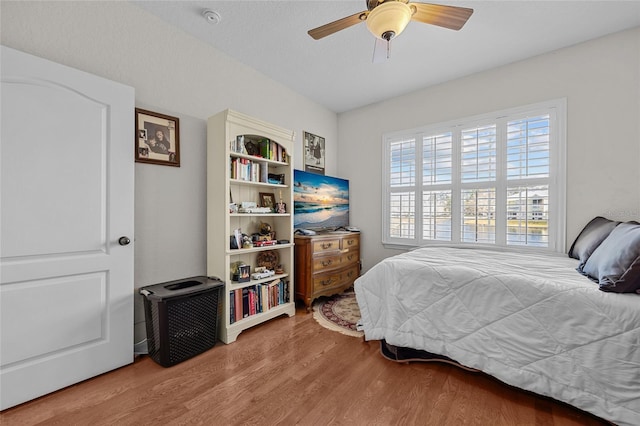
[308,0,473,61]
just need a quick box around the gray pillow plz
[568,216,619,269]
[582,221,640,294]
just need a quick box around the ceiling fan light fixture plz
[366,1,413,40]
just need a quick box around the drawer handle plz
[321,260,333,267]
[347,240,354,245]
[347,254,354,261]
[321,242,333,249]
[346,271,354,278]
[320,278,334,286]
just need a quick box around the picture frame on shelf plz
[259,192,276,211]
[135,108,180,167]
[304,131,325,175]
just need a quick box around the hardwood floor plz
[1,307,610,425]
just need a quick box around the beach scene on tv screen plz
[294,170,349,230]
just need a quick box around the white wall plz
[1,1,338,340]
[338,27,640,271]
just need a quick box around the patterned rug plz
[312,289,363,338]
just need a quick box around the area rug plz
[312,290,363,338]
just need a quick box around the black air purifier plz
[140,276,223,367]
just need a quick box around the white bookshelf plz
[207,109,295,343]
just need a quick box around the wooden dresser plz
[294,232,361,310]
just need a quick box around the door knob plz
[118,236,131,246]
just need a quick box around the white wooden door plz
[0,46,135,410]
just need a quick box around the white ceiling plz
[132,1,640,113]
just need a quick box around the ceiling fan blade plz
[372,38,389,63]
[409,3,474,31]
[308,11,367,40]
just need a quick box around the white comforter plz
[355,247,640,425]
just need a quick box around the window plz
[383,99,566,252]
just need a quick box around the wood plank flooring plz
[1,307,610,425]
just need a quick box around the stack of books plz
[229,279,289,323]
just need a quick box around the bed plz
[354,218,640,425]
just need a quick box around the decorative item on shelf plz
[239,206,272,214]
[242,234,253,249]
[257,223,276,241]
[268,173,285,184]
[251,267,275,280]
[254,240,278,247]
[244,139,259,156]
[259,222,272,236]
[276,189,287,214]
[231,261,250,282]
[253,233,270,242]
[257,250,279,270]
[230,228,253,249]
[275,265,284,275]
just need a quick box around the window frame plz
[382,98,567,253]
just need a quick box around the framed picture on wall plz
[304,131,325,175]
[135,108,180,167]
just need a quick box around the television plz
[293,169,349,231]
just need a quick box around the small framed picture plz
[135,108,180,167]
[304,131,325,175]
[259,192,276,211]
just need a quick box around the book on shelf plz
[242,287,250,318]
[235,290,242,322]
[260,283,269,312]
[231,135,246,155]
[231,134,289,162]
[229,290,235,324]
[248,288,256,316]
[230,157,261,182]
[256,138,287,163]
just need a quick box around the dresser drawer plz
[313,251,359,272]
[312,263,360,294]
[340,250,359,266]
[342,263,359,284]
[311,238,340,254]
[342,236,359,250]
[312,254,342,272]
